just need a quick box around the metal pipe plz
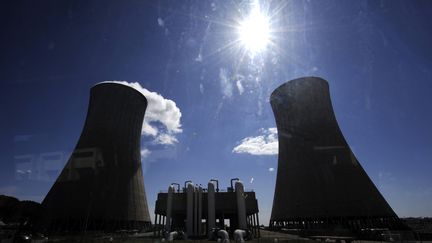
[207,181,216,238]
[230,178,240,190]
[184,180,192,191]
[210,179,219,192]
[233,229,246,243]
[193,185,198,235]
[197,185,203,236]
[217,229,230,243]
[186,182,194,237]
[165,185,175,232]
[235,181,247,230]
[167,231,178,241]
[171,183,180,193]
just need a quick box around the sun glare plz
[238,3,270,55]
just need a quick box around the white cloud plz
[101,81,182,145]
[257,99,262,116]
[155,133,178,145]
[236,80,244,95]
[199,83,204,94]
[219,68,233,98]
[195,53,203,62]
[141,148,151,159]
[140,148,151,174]
[142,122,158,137]
[268,167,275,172]
[157,17,164,27]
[232,127,278,155]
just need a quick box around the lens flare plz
[238,3,270,55]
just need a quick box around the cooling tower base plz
[270,216,407,231]
[43,218,152,232]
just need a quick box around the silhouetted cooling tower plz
[42,82,151,231]
[270,77,403,231]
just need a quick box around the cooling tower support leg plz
[256,213,260,237]
[252,214,257,237]
[155,214,161,237]
[153,214,157,236]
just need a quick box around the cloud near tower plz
[102,81,182,145]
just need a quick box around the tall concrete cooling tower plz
[269,77,403,230]
[42,82,151,232]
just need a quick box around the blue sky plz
[1,1,432,225]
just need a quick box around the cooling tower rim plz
[93,81,147,102]
[270,76,329,101]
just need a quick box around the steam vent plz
[42,83,151,232]
[269,77,405,231]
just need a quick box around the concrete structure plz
[154,179,260,239]
[269,77,404,231]
[41,82,151,232]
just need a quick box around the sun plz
[237,3,270,55]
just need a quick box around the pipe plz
[235,181,247,230]
[230,178,240,190]
[233,229,247,243]
[178,231,187,240]
[186,182,194,237]
[207,181,216,238]
[167,231,178,241]
[165,185,175,232]
[184,180,192,191]
[171,183,180,193]
[217,229,230,243]
[210,179,219,192]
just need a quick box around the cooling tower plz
[42,82,151,231]
[269,77,403,230]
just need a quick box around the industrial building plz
[154,179,260,239]
[41,82,151,232]
[269,77,406,232]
